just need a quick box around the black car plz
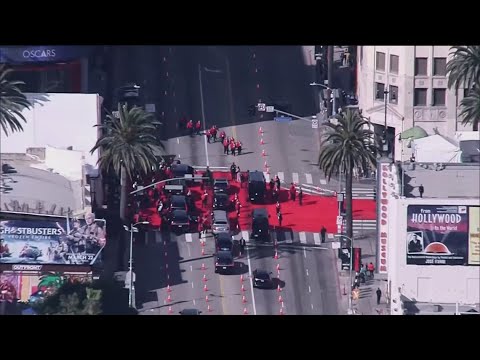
[213,192,230,210]
[253,269,273,289]
[248,171,266,203]
[169,209,191,231]
[170,195,188,212]
[252,208,270,241]
[179,308,202,315]
[213,179,229,193]
[215,251,234,274]
[215,232,233,252]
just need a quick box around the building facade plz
[356,46,474,161]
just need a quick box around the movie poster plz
[0,214,106,266]
[468,207,480,266]
[406,205,472,266]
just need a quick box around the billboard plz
[406,205,479,266]
[0,214,106,266]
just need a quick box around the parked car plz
[211,210,230,234]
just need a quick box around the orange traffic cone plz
[167,285,172,293]
[201,241,205,247]
[276,263,280,270]
[201,263,206,270]
[205,295,209,302]
[258,127,262,134]
[262,149,266,157]
[277,284,282,292]
[260,138,264,145]
[279,308,284,315]
[241,284,246,292]
[278,295,283,303]
[264,161,268,168]
[201,248,205,256]
[242,295,247,304]
[167,294,172,303]
[168,306,173,314]
[243,307,248,315]
[202,274,207,282]
[207,304,212,312]
[204,284,209,292]
[240,275,244,283]
[274,251,279,260]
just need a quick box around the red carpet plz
[209,171,376,234]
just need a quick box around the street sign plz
[331,241,341,249]
[312,119,318,129]
[257,103,266,112]
[266,106,274,113]
[336,216,343,226]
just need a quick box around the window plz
[375,82,385,100]
[390,55,399,73]
[376,52,386,71]
[433,58,447,76]
[433,89,446,106]
[414,88,427,106]
[389,85,398,104]
[415,58,428,76]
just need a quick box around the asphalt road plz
[133,46,344,315]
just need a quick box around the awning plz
[400,126,428,140]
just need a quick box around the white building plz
[356,46,475,161]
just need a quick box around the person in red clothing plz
[187,120,193,135]
[290,183,296,201]
[210,126,217,142]
[220,130,226,143]
[206,128,211,143]
[367,262,375,278]
[223,137,229,154]
[236,141,242,155]
[275,201,281,215]
[195,120,201,135]
[201,190,208,208]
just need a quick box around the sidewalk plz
[334,232,390,315]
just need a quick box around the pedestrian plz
[236,141,242,155]
[195,120,201,135]
[419,184,424,198]
[273,188,278,203]
[240,237,246,253]
[236,166,241,182]
[230,141,236,156]
[202,190,208,208]
[205,166,213,187]
[211,126,217,142]
[276,201,281,215]
[236,203,241,217]
[275,175,281,190]
[206,129,211,143]
[367,262,375,279]
[320,226,327,243]
[277,212,283,227]
[298,188,303,205]
[187,119,194,135]
[230,162,237,181]
[157,200,163,215]
[269,179,275,192]
[290,183,296,201]
[376,287,382,305]
[223,138,229,154]
[198,222,203,238]
[220,130,226,143]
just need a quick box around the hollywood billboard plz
[406,205,479,266]
[0,214,106,267]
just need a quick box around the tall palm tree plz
[91,103,164,221]
[447,46,480,131]
[0,64,31,136]
[318,109,378,240]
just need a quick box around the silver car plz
[211,210,230,234]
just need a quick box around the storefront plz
[0,46,92,93]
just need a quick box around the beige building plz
[356,46,474,161]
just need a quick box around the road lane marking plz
[304,247,307,258]
[306,269,309,276]
[193,299,196,306]
[320,179,327,185]
[190,265,193,272]
[191,282,194,288]
[263,172,270,183]
[292,172,299,184]
[178,154,181,158]
[177,137,179,144]
[311,303,314,310]
[242,231,250,242]
[299,232,307,244]
[308,285,311,293]
[314,233,321,245]
[246,246,257,315]
[186,233,193,243]
[277,172,284,182]
[305,173,313,184]
[188,245,191,257]
[285,231,293,244]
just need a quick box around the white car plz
[211,210,230,234]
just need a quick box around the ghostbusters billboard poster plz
[0,213,106,266]
[406,205,478,266]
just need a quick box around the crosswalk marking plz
[320,179,327,185]
[263,172,270,183]
[292,172,299,184]
[305,173,313,184]
[313,233,321,245]
[277,172,284,182]
[242,231,250,242]
[284,231,293,244]
[185,233,193,243]
[299,232,307,244]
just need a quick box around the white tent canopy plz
[412,135,461,163]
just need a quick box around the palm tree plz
[318,109,378,240]
[0,64,31,136]
[91,103,164,221]
[447,46,480,131]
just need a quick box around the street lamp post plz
[335,234,354,314]
[123,221,149,308]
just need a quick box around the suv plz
[213,179,229,193]
[170,195,188,212]
[211,210,230,234]
[215,251,234,274]
[248,171,266,203]
[215,232,234,252]
[169,209,191,231]
[252,208,270,241]
[213,192,231,211]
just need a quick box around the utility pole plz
[327,45,334,117]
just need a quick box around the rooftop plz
[1,155,83,217]
[401,163,480,199]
